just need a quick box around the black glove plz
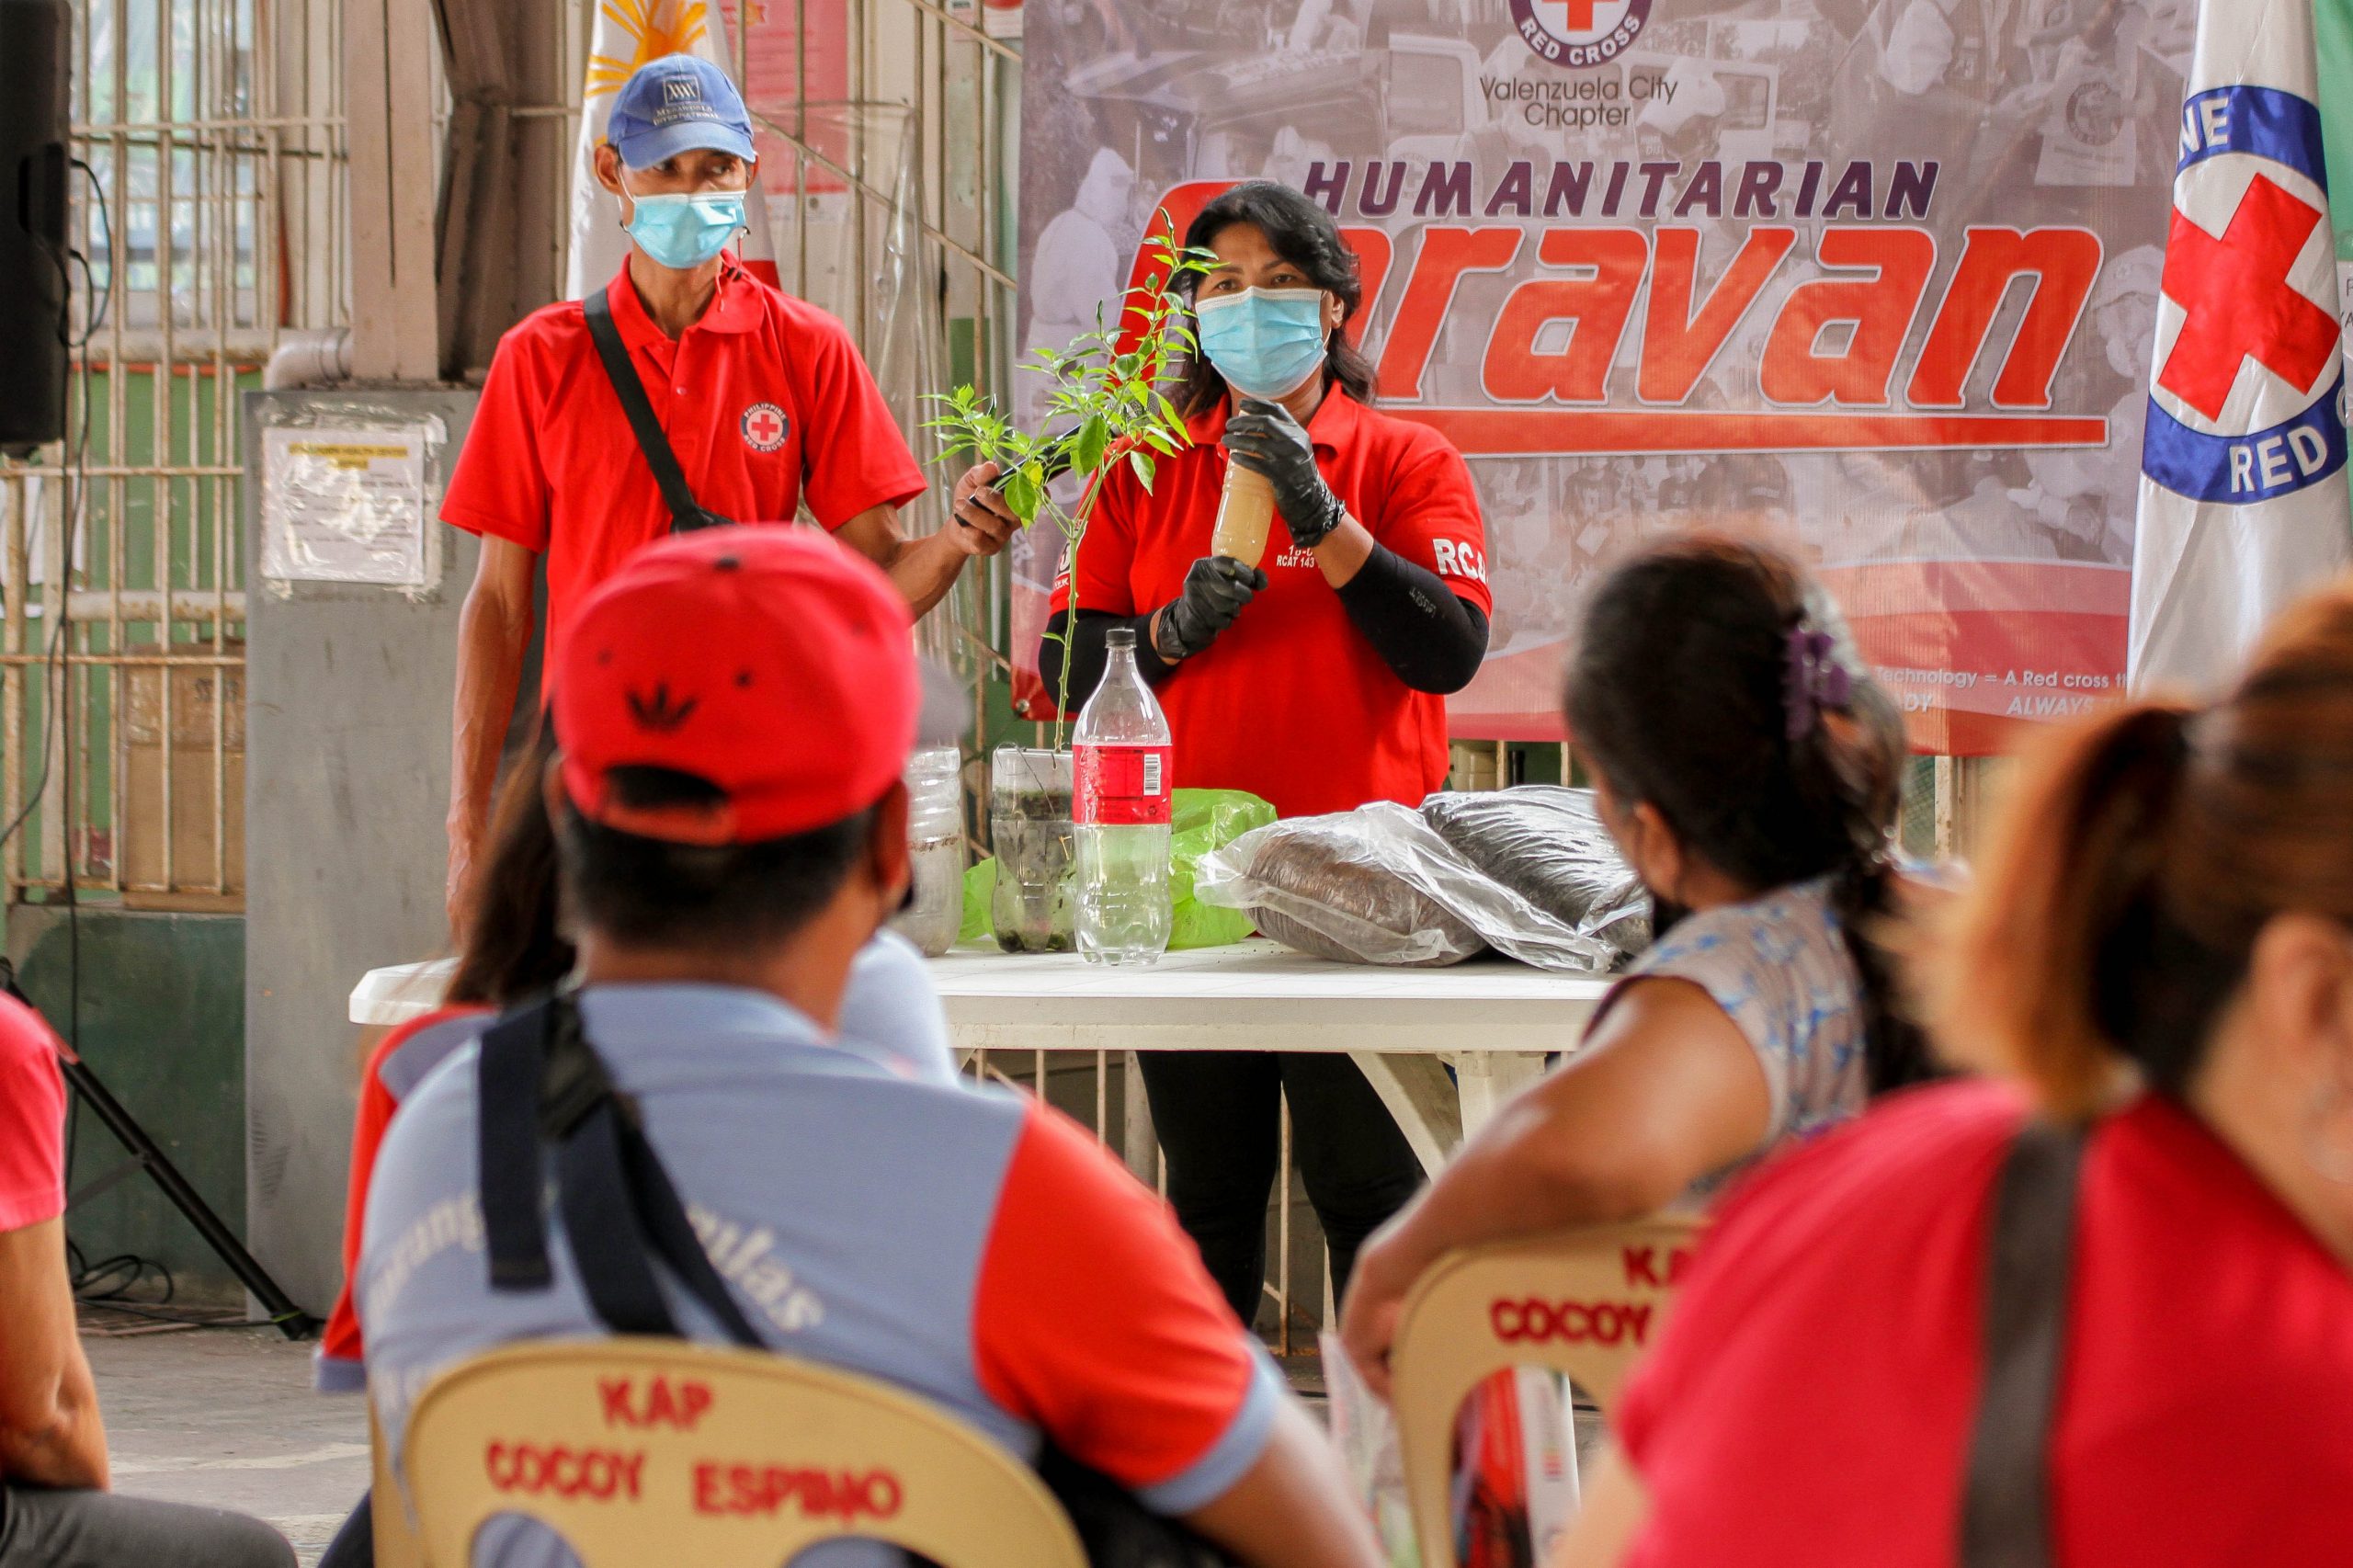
[1158,557,1267,661]
[1224,398,1346,550]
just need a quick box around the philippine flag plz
[2129,0,2352,689]
[563,0,780,301]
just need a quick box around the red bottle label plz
[1074,744,1174,826]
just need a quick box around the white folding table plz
[349,940,1611,1169]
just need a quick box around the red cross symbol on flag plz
[2156,174,2339,423]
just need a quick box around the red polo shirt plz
[1615,1082,2353,1568]
[0,994,64,1234]
[1053,391,1490,818]
[444,257,926,665]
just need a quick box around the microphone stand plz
[2,956,315,1338]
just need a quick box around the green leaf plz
[1072,413,1110,477]
[922,210,1227,567]
[1003,465,1043,524]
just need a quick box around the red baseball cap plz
[552,528,918,845]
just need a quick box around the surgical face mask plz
[620,170,747,271]
[1195,287,1331,400]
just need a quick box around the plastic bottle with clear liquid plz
[1073,627,1175,965]
[1211,460,1274,567]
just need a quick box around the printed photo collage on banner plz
[1014,0,2209,749]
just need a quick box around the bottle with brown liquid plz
[1210,460,1274,567]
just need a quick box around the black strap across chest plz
[471,993,1246,1568]
[1959,1118,2088,1568]
[579,288,736,536]
[475,994,761,1347]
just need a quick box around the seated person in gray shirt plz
[359,527,1382,1568]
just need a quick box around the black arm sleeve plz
[1333,545,1491,694]
[1037,607,1178,713]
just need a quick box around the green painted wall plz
[9,906,248,1306]
[2324,0,2353,259]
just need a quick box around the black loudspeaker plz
[1,0,70,456]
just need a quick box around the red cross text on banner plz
[1511,0,1653,69]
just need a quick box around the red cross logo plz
[1539,0,1602,31]
[741,402,789,452]
[2156,174,2339,423]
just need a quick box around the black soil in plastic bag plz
[1421,786,1652,961]
[1236,817,1484,968]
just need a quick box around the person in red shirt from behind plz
[443,53,1015,933]
[1558,579,2353,1568]
[959,180,1493,1328]
[0,994,294,1567]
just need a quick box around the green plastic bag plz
[1167,788,1277,949]
[959,855,996,945]
[960,788,1276,951]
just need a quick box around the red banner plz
[1017,1,2188,754]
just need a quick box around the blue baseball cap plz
[606,54,757,169]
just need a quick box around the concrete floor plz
[82,1313,369,1566]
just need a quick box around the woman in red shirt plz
[1561,580,2353,1568]
[1023,180,1496,822]
[964,181,1495,1325]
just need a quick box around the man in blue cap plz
[438,53,1017,932]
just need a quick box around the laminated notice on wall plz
[259,426,431,586]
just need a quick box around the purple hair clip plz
[1784,626,1853,742]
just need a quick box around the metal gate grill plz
[5,0,1028,905]
[1,0,347,906]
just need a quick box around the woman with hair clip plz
[1555,581,2353,1568]
[1341,534,1936,1394]
[954,179,1496,1326]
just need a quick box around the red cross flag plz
[2130,0,2353,688]
[564,0,780,300]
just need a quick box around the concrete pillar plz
[344,0,441,381]
[436,0,573,375]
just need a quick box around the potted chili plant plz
[931,220,1212,951]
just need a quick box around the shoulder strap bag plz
[473,994,1242,1568]
[579,288,735,535]
[1959,1118,2089,1568]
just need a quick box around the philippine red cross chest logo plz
[741,402,790,453]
